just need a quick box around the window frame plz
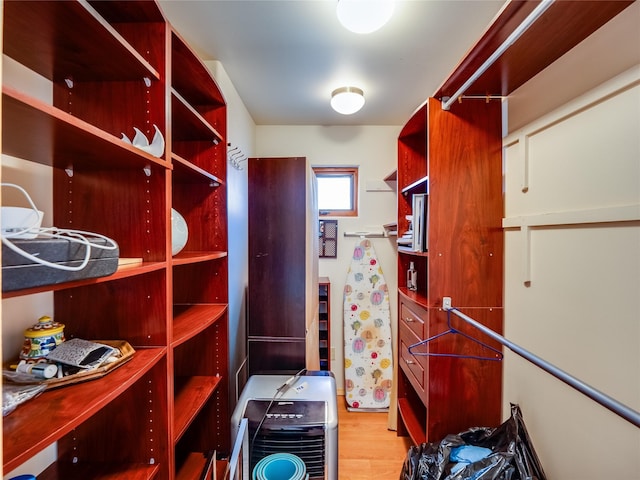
[313,166,358,217]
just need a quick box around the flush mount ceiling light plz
[336,0,395,34]
[331,87,365,115]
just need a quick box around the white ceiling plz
[157,1,506,126]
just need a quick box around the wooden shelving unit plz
[396,99,504,444]
[395,0,633,446]
[318,277,331,371]
[1,1,229,478]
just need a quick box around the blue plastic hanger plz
[408,309,503,362]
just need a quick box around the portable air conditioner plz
[231,371,338,480]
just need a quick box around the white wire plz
[1,183,118,272]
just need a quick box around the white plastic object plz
[1,183,118,272]
[443,296,452,311]
[1,207,44,239]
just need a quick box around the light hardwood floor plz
[337,396,413,480]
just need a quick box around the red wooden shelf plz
[3,0,159,83]
[171,90,224,143]
[172,153,225,186]
[2,88,170,171]
[173,375,223,443]
[3,347,166,473]
[171,32,225,108]
[397,398,426,445]
[2,261,166,299]
[172,304,227,347]
[171,251,228,267]
[38,461,160,480]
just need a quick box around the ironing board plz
[343,238,393,410]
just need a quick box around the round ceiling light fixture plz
[336,0,395,34]
[331,86,365,115]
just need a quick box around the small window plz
[313,167,358,217]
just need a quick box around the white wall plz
[255,125,401,396]
[1,55,58,480]
[205,61,255,406]
[503,4,640,478]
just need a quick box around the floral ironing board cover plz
[343,238,393,410]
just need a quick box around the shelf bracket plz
[143,165,151,177]
[65,165,74,178]
[143,77,151,88]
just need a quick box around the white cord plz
[1,183,118,272]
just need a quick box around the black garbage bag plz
[399,404,547,480]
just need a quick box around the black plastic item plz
[399,404,547,480]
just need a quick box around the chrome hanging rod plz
[443,299,640,428]
[441,0,555,111]
[343,231,387,238]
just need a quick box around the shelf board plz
[397,398,426,445]
[384,170,397,182]
[171,31,226,107]
[400,176,428,195]
[397,246,428,257]
[399,288,428,310]
[172,304,228,347]
[3,0,159,83]
[171,251,228,267]
[3,347,166,473]
[173,375,223,444]
[38,460,160,480]
[1,88,171,171]
[2,261,166,299]
[88,0,166,24]
[172,153,225,186]
[171,90,224,143]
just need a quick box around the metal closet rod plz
[444,302,640,428]
[441,0,555,111]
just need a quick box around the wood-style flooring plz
[337,396,413,480]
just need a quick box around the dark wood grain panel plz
[428,97,503,308]
[248,158,308,339]
[53,270,168,347]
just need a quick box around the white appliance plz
[231,371,338,480]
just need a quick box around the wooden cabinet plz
[394,0,634,445]
[247,157,319,375]
[2,2,228,478]
[396,97,503,444]
[318,278,331,371]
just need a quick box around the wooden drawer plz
[399,322,425,393]
[400,299,425,339]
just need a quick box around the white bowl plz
[171,208,188,255]
[1,206,44,239]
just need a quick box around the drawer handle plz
[404,358,415,365]
[404,317,414,323]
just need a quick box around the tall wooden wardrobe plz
[247,157,319,375]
